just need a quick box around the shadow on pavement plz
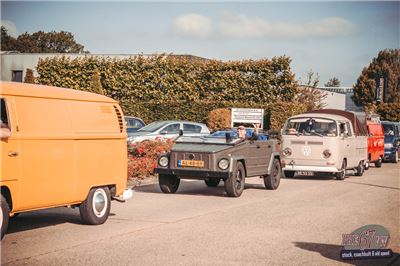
[134,180,271,197]
[7,207,84,234]
[293,241,400,266]
[343,181,399,190]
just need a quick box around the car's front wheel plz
[1,194,10,240]
[393,151,399,163]
[79,187,111,225]
[159,174,180,193]
[355,160,365,176]
[224,162,245,197]
[205,178,220,187]
[335,160,347,180]
[264,158,282,190]
[375,157,382,168]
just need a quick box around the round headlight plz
[218,158,229,170]
[158,156,169,167]
[283,148,292,157]
[322,149,331,159]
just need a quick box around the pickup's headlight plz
[322,149,331,159]
[384,143,393,149]
[283,148,292,157]
[218,158,229,170]
[158,156,169,167]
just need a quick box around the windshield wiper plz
[309,131,323,137]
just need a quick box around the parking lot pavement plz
[1,163,399,266]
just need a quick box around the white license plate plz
[296,171,314,176]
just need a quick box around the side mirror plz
[160,130,167,135]
[179,129,183,136]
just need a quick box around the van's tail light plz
[113,105,123,133]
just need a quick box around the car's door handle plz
[8,151,18,157]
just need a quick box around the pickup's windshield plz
[284,118,337,137]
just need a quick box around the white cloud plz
[1,20,18,37]
[173,13,213,39]
[173,12,356,39]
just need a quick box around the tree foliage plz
[353,49,400,121]
[1,26,16,51]
[88,70,104,95]
[353,49,400,105]
[24,68,36,83]
[324,77,341,87]
[0,26,87,53]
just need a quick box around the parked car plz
[125,116,145,134]
[281,109,368,180]
[127,120,210,143]
[155,134,282,197]
[382,121,400,163]
[365,119,384,168]
[1,82,132,240]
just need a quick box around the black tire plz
[79,187,111,225]
[224,162,245,197]
[205,179,221,187]
[284,171,295,178]
[1,194,10,240]
[355,161,365,176]
[365,159,370,170]
[264,158,282,190]
[159,174,180,193]
[335,160,347,180]
[375,157,382,168]
[392,152,399,163]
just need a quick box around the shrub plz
[24,68,35,83]
[127,139,174,179]
[207,108,231,131]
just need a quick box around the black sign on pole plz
[376,77,384,103]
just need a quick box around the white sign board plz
[231,108,264,128]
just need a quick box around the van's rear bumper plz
[112,188,133,202]
[283,165,338,173]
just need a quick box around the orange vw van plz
[1,82,132,239]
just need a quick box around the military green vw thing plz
[155,134,282,197]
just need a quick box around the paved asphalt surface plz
[1,163,399,266]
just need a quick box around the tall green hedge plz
[36,54,304,130]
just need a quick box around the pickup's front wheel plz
[264,158,281,190]
[205,178,220,187]
[224,162,245,197]
[79,187,111,225]
[159,174,180,193]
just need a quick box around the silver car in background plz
[127,120,210,143]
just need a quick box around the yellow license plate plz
[178,160,204,168]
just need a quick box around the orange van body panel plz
[0,82,127,214]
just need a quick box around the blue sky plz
[1,1,399,86]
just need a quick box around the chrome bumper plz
[112,188,133,202]
[283,165,339,173]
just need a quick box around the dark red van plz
[366,120,384,168]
